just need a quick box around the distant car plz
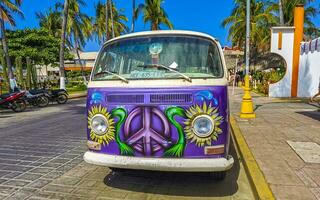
[84,30,234,180]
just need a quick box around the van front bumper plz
[83,151,234,172]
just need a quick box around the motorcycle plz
[0,91,27,112]
[29,89,68,104]
[23,91,50,107]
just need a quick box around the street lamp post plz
[240,0,256,118]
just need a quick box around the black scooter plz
[29,89,68,104]
[23,91,50,107]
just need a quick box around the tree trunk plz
[151,23,157,31]
[26,57,32,89]
[16,57,24,89]
[59,0,69,89]
[74,35,87,84]
[0,12,16,91]
[279,0,284,25]
[109,0,115,38]
[0,55,9,91]
[105,0,109,40]
[131,0,135,32]
[31,60,37,89]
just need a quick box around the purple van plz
[84,30,234,179]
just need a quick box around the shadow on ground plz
[103,140,240,197]
[296,110,320,121]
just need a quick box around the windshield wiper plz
[94,70,129,83]
[138,64,192,82]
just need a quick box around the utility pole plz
[279,0,284,25]
[240,0,256,118]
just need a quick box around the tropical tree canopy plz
[224,0,320,51]
[36,5,62,38]
[222,0,277,52]
[136,0,173,30]
[94,1,128,43]
[3,29,72,66]
[66,0,93,50]
[0,0,23,26]
[278,0,320,38]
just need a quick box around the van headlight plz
[192,115,215,138]
[91,114,108,135]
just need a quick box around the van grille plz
[106,94,144,104]
[150,93,193,103]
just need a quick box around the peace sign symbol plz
[124,107,171,156]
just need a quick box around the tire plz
[11,99,26,112]
[37,96,49,107]
[56,94,68,104]
[109,167,130,173]
[211,171,227,181]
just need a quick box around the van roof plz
[104,30,219,45]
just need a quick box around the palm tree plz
[59,0,69,89]
[94,1,128,43]
[131,0,135,32]
[222,0,277,53]
[67,0,92,83]
[0,0,23,91]
[280,0,319,38]
[136,0,173,30]
[36,6,62,38]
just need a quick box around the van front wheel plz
[211,171,227,181]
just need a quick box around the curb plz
[230,115,275,200]
[69,93,87,100]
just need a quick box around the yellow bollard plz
[240,75,256,118]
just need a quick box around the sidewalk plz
[68,91,87,99]
[230,87,320,200]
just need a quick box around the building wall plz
[269,27,295,97]
[298,38,320,97]
[269,26,320,98]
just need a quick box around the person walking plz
[311,76,320,102]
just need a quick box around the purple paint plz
[87,86,229,158]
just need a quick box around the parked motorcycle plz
[0,91,27,112]
[23,91,50,107]
[29,89,68,104]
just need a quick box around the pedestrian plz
[311,76,320,102]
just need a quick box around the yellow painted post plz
[291,5,304,97]
[240,75,256,118]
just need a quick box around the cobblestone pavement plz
[0,98,255,200]
[230,88,320,200]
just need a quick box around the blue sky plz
[12,0,320,52]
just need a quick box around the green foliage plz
[222,0,277,52]
[136,0,173,30]
[65,81,87,92]
[252,69,285,95]
[279,0,320,38]
[223,0,320,51]
[94,1,128,43]
[3,29,73,66]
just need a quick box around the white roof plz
[78,52,98,60]
[105,30,219,45]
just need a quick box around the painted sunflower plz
[88,105,115,145]
[184,102,223,147]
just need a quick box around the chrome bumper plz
[83,151,234,172]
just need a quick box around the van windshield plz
[92,35,224,81]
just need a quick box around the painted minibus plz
[84,30,234,179]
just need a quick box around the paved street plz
[230,88,320,200]
[0,98,255,200]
